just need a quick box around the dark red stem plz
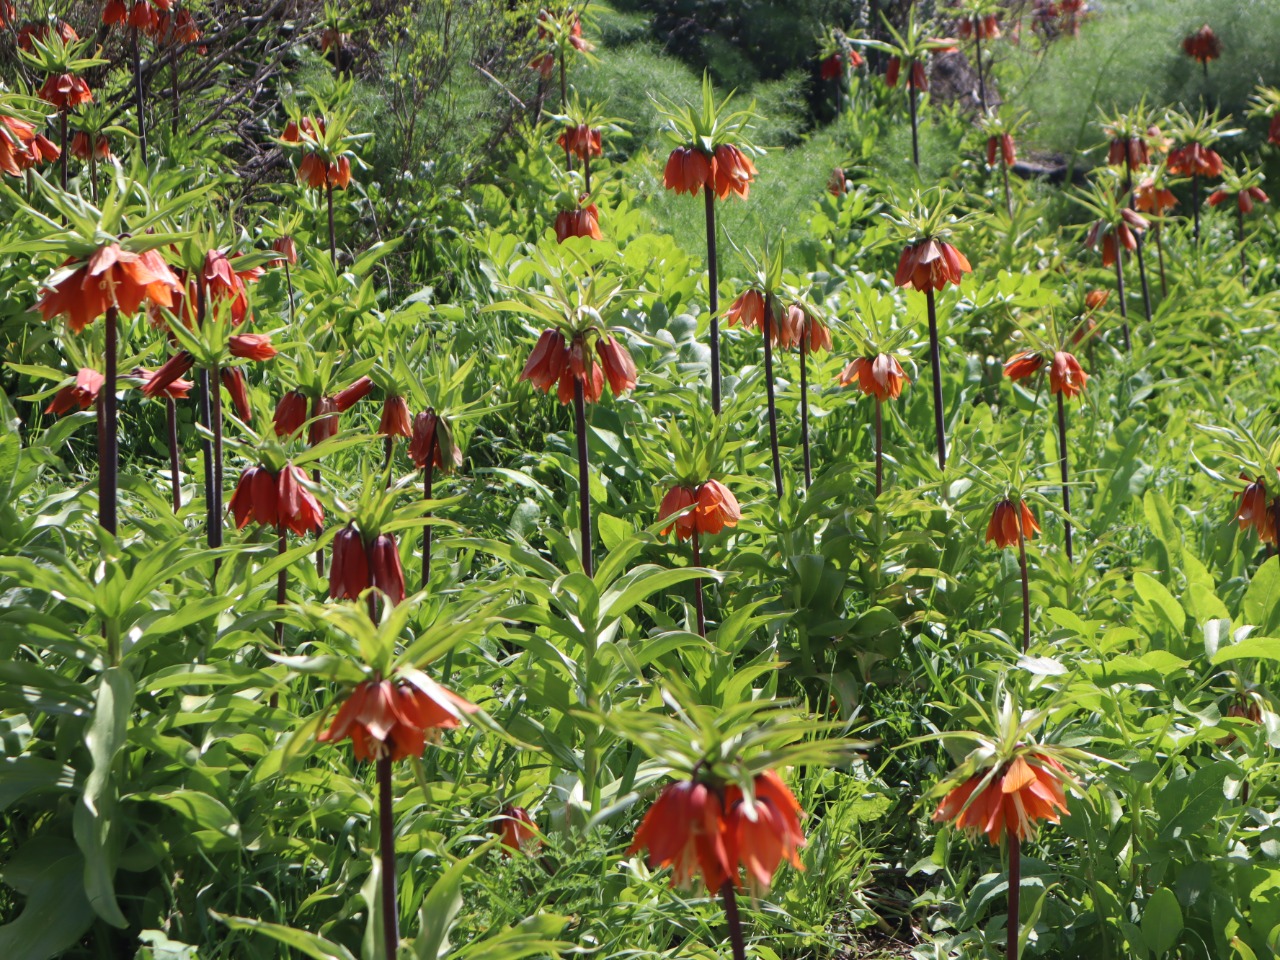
[1056,392,1073,563]
[376,755,399,959]
[574,378,593,577]
[1008,842,1021,958]
[166,397,180,513]
[925,288,946,470]
[101,306,119,535]
[799,334,811,489]
[704,185,721,415]
[422,467,433,591]
[721,882,747,960]
[692,524,706,638]
[1113,240,1130,353]
[762,294,783,499]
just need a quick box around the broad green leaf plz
[1244,557,1280,636]
[215,913,358,960]
[0,838,93,960]
[1141,887,1183,957]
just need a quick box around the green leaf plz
[75,667,134,928]
[1156,761,1231,841]
[411,840,497,959]
[0,756,76,812]
[1244,557,1280,636]
[0,838,93,960]
[215,913,358,960]
[1141,887,1183,957]
[126,790,240,843]
[1134,572,1187,638]
[600,564,721,621]
[1211,635,1280,665]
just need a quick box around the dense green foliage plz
[3,2,1280,960]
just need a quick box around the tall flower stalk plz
[861,14,954,168]
[279,88,367,267]
[724,242,790,498]
[649,415,741,637]
[310,604,482,960]
[24,33,102,191]
[489,251,637,577]
[1207,163,1269,280]
[1101,105,1156,321]
[889,192,972,471]
[985,497,1040,653]
[1004,333,1090,562]
[785,301,833,489]
[1078,175,1149,353]
[657,73,759,415]
[25,178,185,536]
[931,692,1084,960]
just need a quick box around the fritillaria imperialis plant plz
[399,347,485,590]
[649,414,743,636]
[1207,163,1269,277]
[657,71,759,415]
[1098,102,1157,320]
[295,596,494,960]
[859,12,956,167]
[977,109,1024,217]
[146,236,278,550]
[724,241,788,498]
[817,28,864,113]
[12,174,192,537]
[279,86,368,263]
[609,686,865,960]
[836,305,915,496]
[1003,317,1090,562]
[929,689,1086,960]
[489,249,636,576]
[1181,23,1221,86]
[1247,84,1280,148]
[1164,106,1239,243]
[779,294,832,488]
[889,190,972,470]
[529,5,594,112]
[20,30,104,188]
[1076,174,1149,352]
[951,0,1004,112]
[551,94,621,192]
[1195,416,1280,559]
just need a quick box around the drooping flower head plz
[657,72,759,202]
[934,751,1070,845]
[1182,24,1221,64]
[45,367,105,416]
[228,463,323,535]
[1206,163,1269,215]
[279,99,365,193]
[38,243,181,334]
[659,479,741,541]
[554,200,602,244]
[930,691,1083,849]
[629,769,805,895]
[778,302,832,353]
[318,673,477,762]
[838,353,910,401]
[985,498,1040,549]
[1236,472,1278,546]
[409,409,465,472]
